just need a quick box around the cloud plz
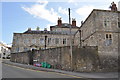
[76,4,110,21]
[58,7,68,15]
[68,0,119,6]
[22,1,60,23]
[68,0,119,2]
[76,5,95,21]
[37,0,48,6]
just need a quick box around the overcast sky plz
[0,0,119,45]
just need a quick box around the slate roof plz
[23,30,68,35]
[50,23,79,28]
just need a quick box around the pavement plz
[2,59,120,79]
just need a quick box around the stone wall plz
[118,13,120,72]
[33,46,71,70]
[10,51,31,64]
[118,32,120,72]
[11,46,101,72]
[10,46,118,72]
[72,46,99,72]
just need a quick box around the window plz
[52,39,54,44]
[16,47,19,52]
[106,34,112,39]
[104,17,111,27]
[40,38,44,44]
[24,48,27,51]
[24,39,29,44]
[106,34,109,38]
[104,20,107,26]
[55,38,59,44]
[109,34,112,39]
[63,38,67,44]
[3,53,5,55]
[1,47,3,52]
[48,38,51,45]
[16,38,19,43]
[105,34,112,46]
[32,39,36,44]
[72,39,74,44]
[118,22,120,28]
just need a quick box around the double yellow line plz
[3,63,81,78]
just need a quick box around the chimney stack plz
[110,2,117,11]
[72,18,76,27]
[36,26,40,31]
[57,17,62,26]
[28,28,31,31]
[44,28,47,31]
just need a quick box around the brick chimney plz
[72,18,76,26]
[57,17,62,26]
[110,2,117,11]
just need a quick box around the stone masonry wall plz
[10,51,30,64]
[33,46,71,70]
[118,12,120,72]
[11,46,101,72]
[72,46,99,72]
[11,45,118,72]
[11,33,70,53]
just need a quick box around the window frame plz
[48,38,51,45]
[105,33,112,46]
[63,38,67,44]
[55,38,59,44]
[40,38,44,44]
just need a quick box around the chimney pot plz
[57,17,62,26]
[72,18,76,27]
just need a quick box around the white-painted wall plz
[0,42,11,59]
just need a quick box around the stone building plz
[11,19,79,53]
[50,18,79,34]
[74,9,120,69]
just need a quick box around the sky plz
[0,0,119,46]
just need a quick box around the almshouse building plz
[11,18,79,53]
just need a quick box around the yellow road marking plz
[3,63,81,78]
[55,72,81,78]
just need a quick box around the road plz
[2,60,119,79]
[2,63,80,78]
